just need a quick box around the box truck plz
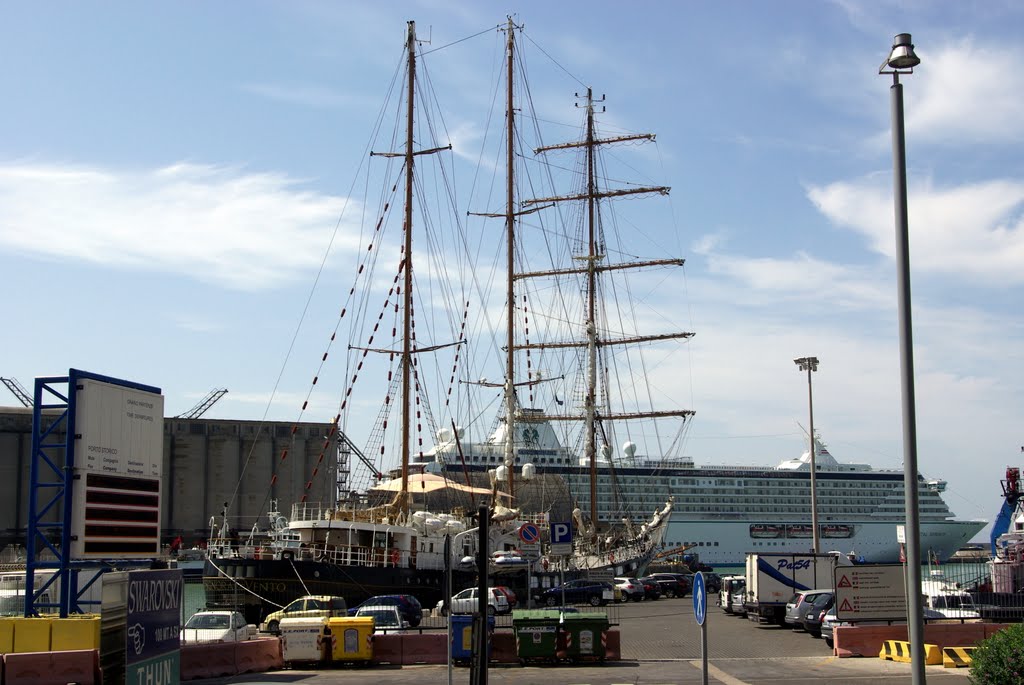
[744,552,846,625]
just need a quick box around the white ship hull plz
[664,517,984,568]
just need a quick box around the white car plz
[180,610,250,644]
[613,577,645,602]
[354,605,410,633]
[436,587,510,616]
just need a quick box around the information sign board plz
[834,563,907,621]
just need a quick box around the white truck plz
[743,552,847,625]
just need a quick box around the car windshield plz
[185,614,228,629]
[360,609,399,626]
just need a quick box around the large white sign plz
[834,564,907,621]
[71,375,164,559]
[76,378,164,478]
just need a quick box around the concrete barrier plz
[180,641,239,680]
[400,633,444,664]
[4,649,99,685]
[942,646,975,668]
[370,633,402,665]
[879,639,941,665]
[234,637,283,674]
[834,622,1007,658]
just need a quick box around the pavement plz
[191,596,976,684]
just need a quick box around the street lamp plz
[793,357,820,554]
[879,32,925,685]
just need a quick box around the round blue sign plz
[692,571,707,626]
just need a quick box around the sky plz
[1,1,1022,543]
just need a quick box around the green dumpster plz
[558,612,609,663]
[512,609,561,664]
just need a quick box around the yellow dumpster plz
[326,616,374,663]
[51,615,101,651]
[13,616,52,653]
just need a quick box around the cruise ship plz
[414,411,986,568]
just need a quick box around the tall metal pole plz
[806,366,818,554]
[400,20,416,513]
[794,357,819,554]
[891,71,926,685]
[504,17,517,503]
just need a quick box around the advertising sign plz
[125,568,182,685]
[834,563,907,621]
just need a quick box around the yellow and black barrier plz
[941,646,975,668]
[879,640,942,665]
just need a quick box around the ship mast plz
[504,17,517,503]
[400,20,416,516]
[583,88,599,526]
[524,91,696,530]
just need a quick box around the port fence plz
[190,575,624,631]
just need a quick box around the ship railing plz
[291,542,410,569]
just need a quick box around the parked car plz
[347,594,422,627]
[436,587,510,616]
[493,586,518,610]
[645,573,690,598]
[821,604,946,648]
[181,610,250,644]
[355,605,410,633]
[730,587,748,616]
[614,577,646,602]
[261,595,347,635]
[701,572,723,594]
[538,579,616,607]
[640,578,661,600]
[799,591,835,637]
[784,589,832,628]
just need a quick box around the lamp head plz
[886,33,920,70]
[794,356,820,372]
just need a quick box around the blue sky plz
[1,2,1022,541]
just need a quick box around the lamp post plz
[794,357,820,554]
[879,33,925,685]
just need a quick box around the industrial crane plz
[175,388,228,419]
[0,377,33,407]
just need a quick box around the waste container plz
[450,613,494,664]
[280,616,329,666]
[512,609,561,664]
[326,616,374,664]
[557,611,609,663]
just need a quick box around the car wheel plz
[589,596,601,607]
[546,596,557,607]
[620,594,629,603]
[667,589,676,598]
[267,620,279,635]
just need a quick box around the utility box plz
[280,617,329,665]
[326,616,374,663]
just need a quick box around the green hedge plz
[970,623,1024,684]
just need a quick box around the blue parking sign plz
[551,522,573,545]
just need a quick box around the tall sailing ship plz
[203,19,674,623]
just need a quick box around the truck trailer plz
[744,552,848,625]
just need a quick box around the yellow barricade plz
[879,639,941,665]
[942,646,975,668]
[51,615,101,651]
[12,617,52,653]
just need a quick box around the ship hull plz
[663,518,984,568]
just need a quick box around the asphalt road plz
[194,595,973,684]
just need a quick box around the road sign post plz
[693,571,708,685]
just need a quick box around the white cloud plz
[807,175,1024,285]
[0,162,361,290]
[905,38,1024,146]
[240,82,377,109]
